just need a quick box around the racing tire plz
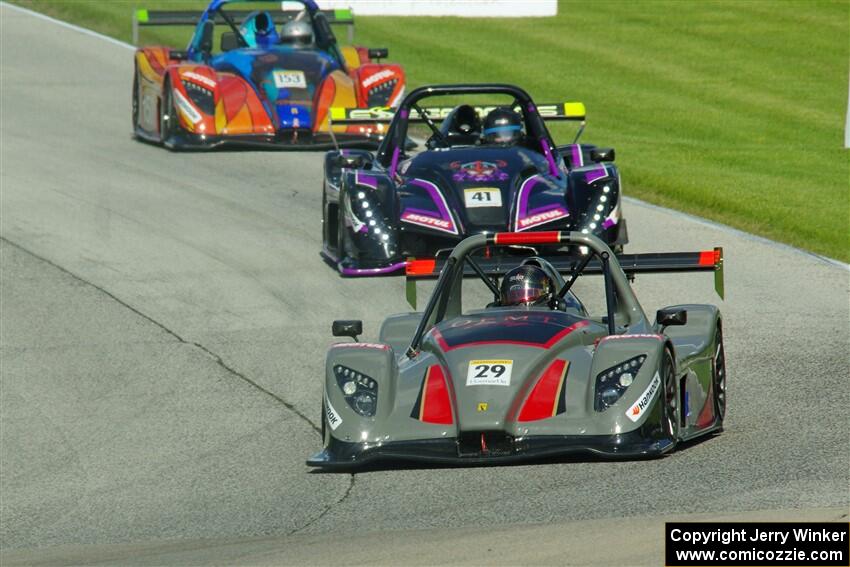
[661,348,679,448]
[321,187,328,248]
[132,67,140,130]
[336,193,350,264]
[159,79,177,145]
[712,324,727,428]
[320,400,326,441]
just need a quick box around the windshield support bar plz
[466,256,500,301]
[412,103,448,147]
[557,252,594,300]
[407,256,458,357]
[601,251,617,335]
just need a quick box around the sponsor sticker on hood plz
[466,359,513,386]
[273,70,307,89]
[626,371,661,422]
[173,89,202,124]
[464,187,502,208]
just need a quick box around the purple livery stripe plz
[355,171,378,189]
[339,261,407,276]
[570,144,584,168]
[540,139,559,176]
[400,179,458,235]
[514,175,569,231]
[584,164,608,184]
[389,147,400,177]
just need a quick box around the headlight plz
[333,365,378,417]
[594,354,646,411]
[181,80,215,115]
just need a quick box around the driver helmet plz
[499,265,554,307]
[482,107,523,145]
[240,11,279,48]
[280,17,314,47]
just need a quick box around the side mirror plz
[590,147,615,163]
[331,152,371,169]
[332,320,363,341]
[169,49,188,61]
[220,32,239,52]
[368,47,389,61]
[199,20,214,54]
[656,308,687,328]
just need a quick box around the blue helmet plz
[482,107,523,145]
[240,11,279,48]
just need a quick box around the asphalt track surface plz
[1,4,848,564]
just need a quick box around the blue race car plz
[132,0,406,149]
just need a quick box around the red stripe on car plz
[518,359,569,422]
[420,365,453,424]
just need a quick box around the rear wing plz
[404,245,724,308]
[132,7,355,45]
[328,102,586,126]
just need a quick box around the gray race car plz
[308,231,726,469]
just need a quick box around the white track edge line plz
[1,1,134,50]
[2,1,847,271]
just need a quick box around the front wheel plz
[159,80,177,144]
[661,349,679,447]
[132,68,140,130]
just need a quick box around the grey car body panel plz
[310,233,723,468]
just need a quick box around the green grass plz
[11,0,850,261]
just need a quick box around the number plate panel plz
[273,70,307,89]
[466,359,513,386]
[464,188,502,208]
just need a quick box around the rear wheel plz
[712,324,727,427]
[661,349,679,446]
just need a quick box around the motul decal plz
[332,342,390,350]
[626,372,661,422]
[325,396,343,430]
[600,333,664,342]
[181,71,216,89]
[362,69,396,88]
[401,211,453,231]
[517,206,568,230]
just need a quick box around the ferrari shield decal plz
[466,360,513,386]
[626,372,661,422]
[325,396,343,430]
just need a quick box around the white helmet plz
[280,18,313,47]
